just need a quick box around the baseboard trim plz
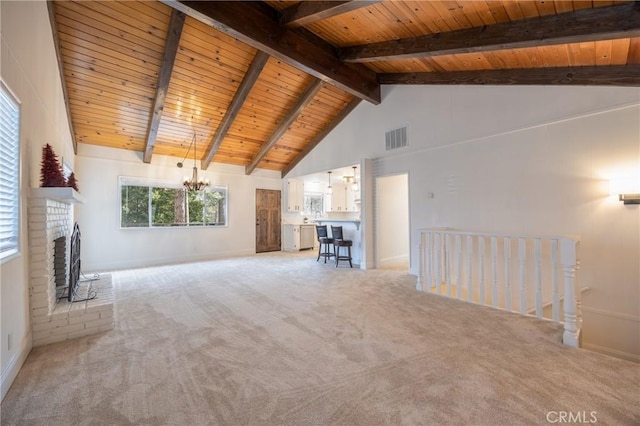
[583,342,640,364]
[582,307,640,323]
[83,249,256,272]
[378,254,409,267]
[1,330,32,402]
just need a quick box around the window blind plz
[0,81,20,261]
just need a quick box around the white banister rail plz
[417,228,581,347]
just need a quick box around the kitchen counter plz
[314,218,361,230]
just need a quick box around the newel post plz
[561,238,581,347]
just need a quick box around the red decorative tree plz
[66,172,79,192]
[40,143,66,187]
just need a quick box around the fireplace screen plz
[68,222,81,301]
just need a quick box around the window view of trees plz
[121,185,149,227]
[121,184,226,228]
[152,187,180,226]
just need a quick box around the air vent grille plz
[385,127,407,151]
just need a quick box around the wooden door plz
[256,189,281,253]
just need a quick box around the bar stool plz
[331,225,353,268]
[316,225,334,263]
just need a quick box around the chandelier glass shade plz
[351,166,359,192]
[326,171,333,194]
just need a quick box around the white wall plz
[1,0,75,398]
[75,145,282,271]
[376,173,409,267]
[288,85,640,362]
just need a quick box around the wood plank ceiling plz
[50,1,640,176]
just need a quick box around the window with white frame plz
[0,81,21,262]
[303,192,324,216]
[120,177,227,228]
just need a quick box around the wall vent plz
[385,127,407,151]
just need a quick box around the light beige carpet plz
[2,251,638,425]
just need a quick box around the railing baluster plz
[551,239,559,322]
[445,234,452,297]
[456,234,462,300]
[504,237,511,312]
[425,232,434,293]
[479,236,485,305]
[433,233,442,294]
[534,238,542,318]
[466,235,473,302]
[561,239,580,347]
[518,238,526,314]
[491,237,498,308]
[425,232,431,293]
[576,257,583,332]
[417,232,424,292]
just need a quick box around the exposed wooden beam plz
[47,1,77,154]
[143,9,185,163]
[341,2,640,63]
[245,79,324,175]
[164,0,380,104]
[279,1,381,28]
[201,51,269,170]
[378,65,640,87]
[281,97,362,178]
[628,38,640,63]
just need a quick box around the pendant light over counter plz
[351,166,359,192]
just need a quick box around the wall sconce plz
[610,177,640,205]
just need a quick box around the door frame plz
[374,172,410,271]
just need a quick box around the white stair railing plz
[417,228,581,347]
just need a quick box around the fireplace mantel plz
[30,187,85,204]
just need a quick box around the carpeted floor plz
[1,251,638,425]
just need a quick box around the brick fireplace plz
[28,188,114,347]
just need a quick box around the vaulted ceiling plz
[49,1,640,177]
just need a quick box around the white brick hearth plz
[29,188,114,347]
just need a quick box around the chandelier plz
[342,166,359,192]
[178,133,209,191]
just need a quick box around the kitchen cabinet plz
[327,183,359,212]
[287,179,304,212]
[345,186,359,212]
[327,183,346,212]
[283,224,316,251]
[300,225,315,249]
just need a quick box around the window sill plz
[0,248,21,265]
